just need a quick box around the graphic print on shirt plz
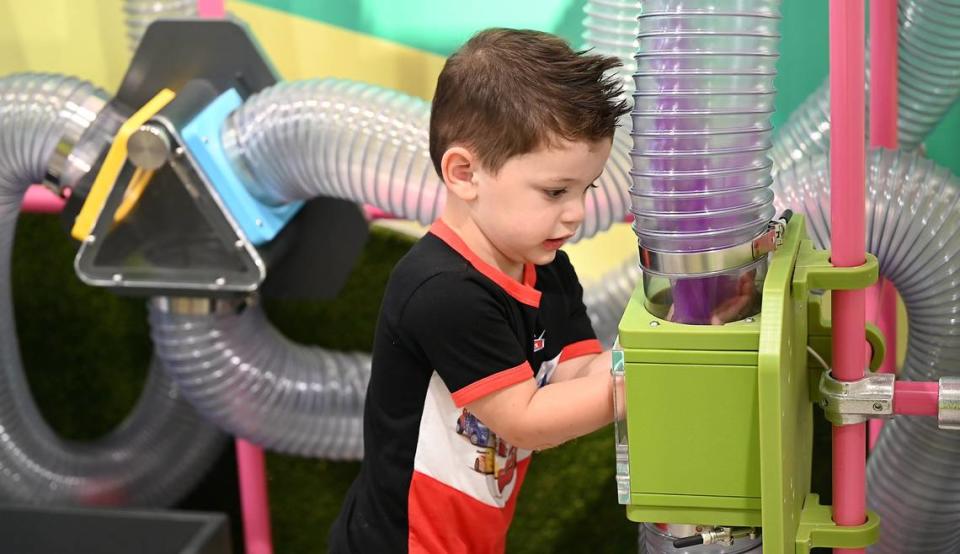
[412,353,562,508]
[456,408,519,498]
[414,373,531,508]
[532,329,546,353]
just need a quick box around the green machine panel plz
[615,214,881,553]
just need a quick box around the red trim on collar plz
[429,219,541,308]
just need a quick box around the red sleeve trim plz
[559,339,603,363]
[451,361,533,407]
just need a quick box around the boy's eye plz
[544,188,567,199]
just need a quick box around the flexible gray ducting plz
[223,77,633,241]
[582,0,642,106]
[123,0,197,51]
[148,298,369,459]
[583,259,641,347]
[0,73,225,505]
[770,0,960,174]
[772,148,960,553]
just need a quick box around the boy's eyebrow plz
[547,172,604,184]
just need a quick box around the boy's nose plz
[561,199,586,225]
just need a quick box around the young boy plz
[328,28,630,554]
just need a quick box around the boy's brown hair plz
[429,28,629,177]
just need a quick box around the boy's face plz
[470,137,612,267]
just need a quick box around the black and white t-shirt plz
[328,219,602,554]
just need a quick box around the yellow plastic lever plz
[71,89,176,241]
[112,167,154,224]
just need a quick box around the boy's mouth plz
[542,235,573,250]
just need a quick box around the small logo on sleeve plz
[533,330,546,352]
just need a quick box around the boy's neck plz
[438,214,524,283]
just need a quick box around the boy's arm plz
[551,350,611,382]
[465,369,613,451]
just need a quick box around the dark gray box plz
[0,504,232,554]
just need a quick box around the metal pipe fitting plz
[938,377,960,430]
[819,371,895,426]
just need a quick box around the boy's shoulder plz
[384,233,498,312]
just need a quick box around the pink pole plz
[196,0,225,18]
[893,381,939,416]
[867,0,900,450]
[22,185,67,214]
[235,439,274,554]
[830,2,868,552]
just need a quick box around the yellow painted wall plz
[0,0,444,100]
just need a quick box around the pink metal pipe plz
[830,1,868,552]
[235,439,274,554]
[867,0,900,451]
[869,0,899,149]
[22,185,66,213]
[893,381,939,417]
[196,0,225,18]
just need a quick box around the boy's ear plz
[440,146,479,201]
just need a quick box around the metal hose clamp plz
[938,377,960,430]
[43,90,112,191]
[638,211,790,277]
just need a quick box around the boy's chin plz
[528,249,559,266]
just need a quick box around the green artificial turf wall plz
[12,213,640,553]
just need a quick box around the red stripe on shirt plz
[451,362,533,407]
[559,339,603,363]
[407,459,531,554]
[429,219,541,308]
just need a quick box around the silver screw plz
[254,218,263,227]
[649,321,660,328]
[873,402,884,411]
[84,235,96,243]
[745,317,755,323]
[234,239,244,249]
[214,277,226,286]
[112,273,122,282]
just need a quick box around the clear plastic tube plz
[772,148,960,553]
[629,0,780,323]
[582,0,642,105]
[583,259,642,347]
[148,298,369,460]
[223,77,633,241]
[122,0,197,51]
[770,0,960,174]
[0,73,225,506]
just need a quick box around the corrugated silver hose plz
[770,0,960,173]
[149,298,369,459]
[222,77,633,241]
[0,73,225,505]
[582,0,642,106]
[773,148,960,553]
[583,259,641,347]
[123,0,197,51]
